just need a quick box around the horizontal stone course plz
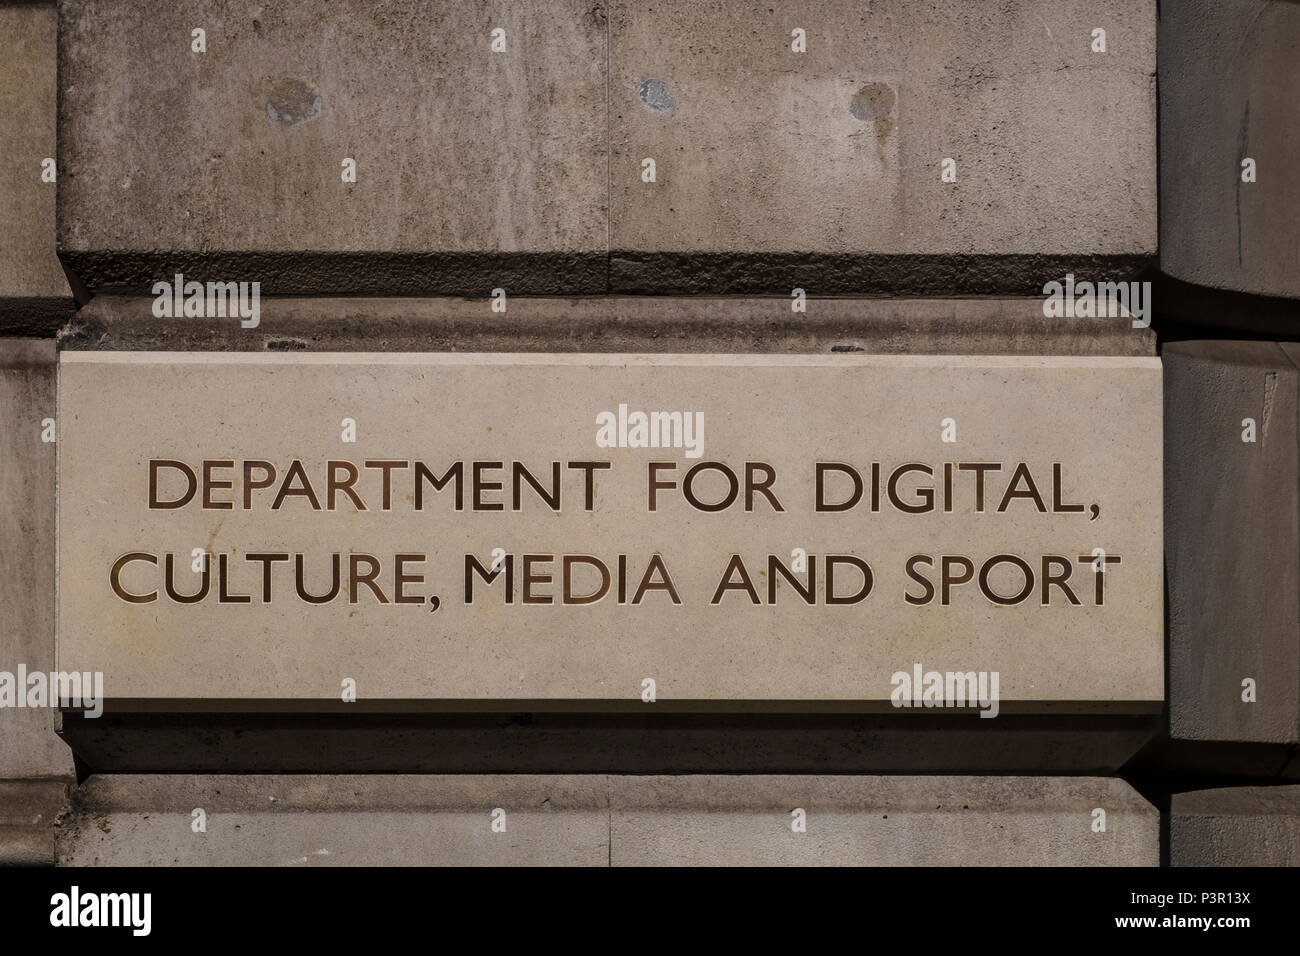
[56,711,1158,775]
[56,774,1158,866]
[59,294,1157,355]
[57,0,1156,295]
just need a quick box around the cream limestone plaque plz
[56,353,1162,711]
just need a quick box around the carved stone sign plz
[56,353,1162,710]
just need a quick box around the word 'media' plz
[0,666,103,718]
[151,271,260,328]
[890,663,1000,718]
[1042,273,1151,328]
[596,404,704,458]
[50,886,151,936]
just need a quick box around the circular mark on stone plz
[638,78,676,115]
[849,82,896,123]
[266,79,321,125]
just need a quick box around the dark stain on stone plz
[850,82,896,123]
[850,82,897,157]
[266,79,321,125]
[265,338,309,351]
[638,78,676,115]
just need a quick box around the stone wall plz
[1,0,1297,867]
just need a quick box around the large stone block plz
[1171,786,1300,867]
[58,775,608,866]
[609,0,1157,293]
[608,775,1156,866]
[56,351,1162,711]
[0,3,72,331]
[57,0,608,296]
[1159,0,1300,299]
[0,340,73,780]
[56,774,1157,866]
[1164,341,1300,751]
[57,0,1158,297]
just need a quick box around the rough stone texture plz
[56,774,1157,866]
[1171,785,1300,867]
[56,0,1157,296]
[59,294,1158,355]
[0,2,73,330]
[57,0,609,296]
[0,780,68,866]
[610,0,1157,293]
[57,352,1163,709]
[1164,342,1300,747]
[1159,0,1300,300]
[608,775,1156,866]
[0,340,74,780]
[59,775,607,867]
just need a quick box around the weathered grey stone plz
[1159,0,1300,299]
[58,294,1158,356]
[57,0,608,296]
[57,351,1163,710]
[0,2,72,330]
[0,779,68,866]
[1164,342,1300,748]
[608,775,1156,866]
[55,774,1157,866]
[1171,785,1300,867]
[57,0,1158,296]
[610,0,1156,293]
[0,340,74,780]
[58,775,607,866]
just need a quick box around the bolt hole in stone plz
[266,78,321,125]
[638,78,676,115]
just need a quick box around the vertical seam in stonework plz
[1261,371,1276,447]
[1236,100,1250,267]
[605,2,612,292]
[1281,343,1300,728]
